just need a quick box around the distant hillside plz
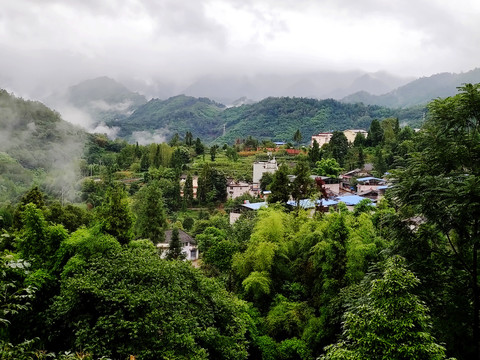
[182,71,410,104]
[214,97,424,144]
[0,89,85,203]
[114,94,425,144]
[342,68,480,107]
[45,77,148,130]
[115,95,226,141]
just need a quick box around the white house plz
[227,179,253,199]
[343,129,368,143]
[253,158,278,184]
[311,132,333,147]
[157,229,199,262]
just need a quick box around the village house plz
[356,176,387,193]
[157,229,199,262]
[229,201,268,224]
[343,129,368,143]
[180,174,199,198]
[227,179,253,199]
[311,132,333,147]
[252,158,278,184]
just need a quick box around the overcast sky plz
[1,0,479,98]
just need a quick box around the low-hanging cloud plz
[131,129,170,145]
[1,0,479,102]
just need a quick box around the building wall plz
[324,183,340,194]
[311,133,333,147]
[343,129,368,143]
[227,183,252,199]
[253,159,278,184]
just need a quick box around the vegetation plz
[2,84,480,359]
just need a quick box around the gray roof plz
[164,229,195,245]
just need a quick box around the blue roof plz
[356,177,385,182]
[286,199,316,209]
[319,199,339,206]
[377,185,390,190]
[241,202,268,210]
[336,195,373,206]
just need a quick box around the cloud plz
[131,129,170,145]
[1,0,479,100]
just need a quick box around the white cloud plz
[0,0,479,98]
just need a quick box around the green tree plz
[185,131,193,146]
[392,83,480,357]
[195,137,205,155]
[293,129,303,147]
[260,172,274,192]
[47,246,248,359]
[183,173,194,207]
[210,144,219,162]
[313,158,343,178]
[268,164,290,204]
[226,146,239,162]
[308,139,322,166]
[13,186,45,230]
[291,160,314,206]
[165,227,185,260]
[320,256,449,360]
[96,184,134,245]
[327,131,349,167]
[367,119,384,147]
[132,180,167,244]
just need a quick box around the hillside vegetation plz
[0,89,85,202]
[117,95,425,144]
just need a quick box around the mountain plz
[45,77,148,134]
[115,94,425,144]
[342,68,480,107]
[0,89,85,203]
[115,95,226,141]
[182,71,410,104]
[214,97,424,145]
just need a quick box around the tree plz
[170,146,190,169]
[132,180,167,244]
[47,246,249,359]
[268,163,290,204]
[183,173,194,207]
[13,186,45,230]
[308,139,322,166]
[197,164,227,204]
[327,131,349,167]
[210,144,219,161]
[260,172,274,192]
[320,256,449,360]
[185,131,193,146]
[226,146,239,162]
[195,137,204,155]
[367,119,384,147]
[392,83,480,358]
[291,160,314,206]
[313,158,343,178]
[293,129,302,147]
[96,184,134,245]
[165,227,185,260]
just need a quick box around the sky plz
[1,0,479,99]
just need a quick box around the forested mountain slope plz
[117,95,424,144]
[0,89,85,202]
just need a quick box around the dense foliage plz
[3,84,480,359]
